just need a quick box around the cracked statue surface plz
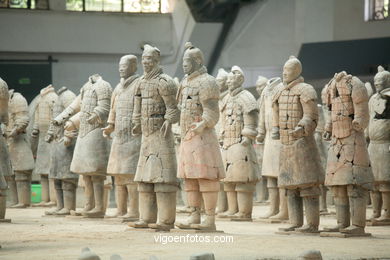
[45,87,79,216]
[129,44,179,231]
[322,70,374,235]
[176,42,225,231]
[218,66,260,221]
[6,89,35,208]
[367,66,390,224]
[103,55,141,220]
[54,74,112,218]
[272,56,324,233]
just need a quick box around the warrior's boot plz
[340,194,367,235]
[130,191,157,228]
[270,188,288,220]
[369,190,382,219]
[295,196,319,233]
[260,187,279,219]
[216,183,227,213]
[279,191,303,232]
[111,185,127,217]
[6,175,18,207]
[83,178,105,218]
[149,192,176,231]
[121,183,139,220]
[375,192,390,223]
[0,194,6,219]
[218,191,238,218]
[44,178,57,207]
[255,177,268,203]
[81,175,95,213]
[176,191,201,229]
[11,173,31,208]
[57,181,76,215]
[45,180,64,215]
[34,174,50,206]
[232,191,253,220]
[319,185,328,213]
[192,191,218,231]
[323,195,350,232]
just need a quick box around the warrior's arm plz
[107,87,118,127]
[199,79,220,128]
[93,83,112,124]
[159,78,179,124]
[54,95,81,124]
[243,109,259,140]
[351,77,369,131]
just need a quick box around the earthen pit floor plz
[1,205,390,260]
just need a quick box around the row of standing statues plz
[0,43,389,237]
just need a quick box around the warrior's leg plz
[149,183,178,230]
[131,183,157,228]
[6,175,18,206]
[324,185,350,232]
[375,184,390,222]
[260,177,279,219]
[279,188,303,232]
[56,179,77,215]
[234,182,255,220]
[340,185,368,234]
[295,186,320,233]
[218,182,238,218]
[11,171,31,208]
[270,188,289,220]
[45,179,63,215]
[191,179,219,231]
[176,179,201,229]
[82,175,105,218]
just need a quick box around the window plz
[66,0,168,13]
[365,0,390,21]
[0,0,168,12]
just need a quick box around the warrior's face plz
[142,55,157,74]
[216,76,227,93]
[283,62,300,84]
[182,57,194,75]
[374,74,386,92]
[256,83,266,96]
[227,72,243,92]
[119,58,136,79]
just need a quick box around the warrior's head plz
[182,42,204,75]
[142,44,160,74]
[283,56,302,84]
[216,68,228,93]
[374,65,390,92]
[256,76,268,96]
[119,55,137,79]
[227,66,244,92]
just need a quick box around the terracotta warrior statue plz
[176,42,225,231]
[215,68,228,214]
[0,78,12,219]
[322,71,373,235]
[103,55,141,220]
[315,104,329,213]
[367,66,390,223]
[272,56,324,233]
[129,44,179,231]
[53,74,112,218]
[258,77,288,220]
[44,87,78,215]
[6,90,35,208]
[32,84,58,207]
[254,76,268,204]
[218,66,259,220]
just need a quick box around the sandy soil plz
[1,205,390,260]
